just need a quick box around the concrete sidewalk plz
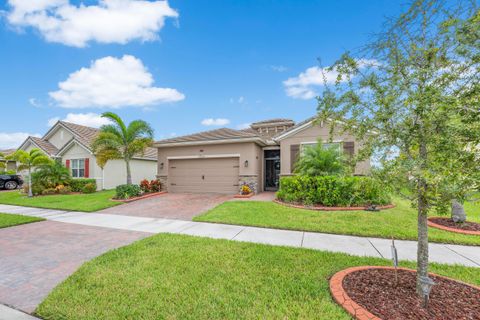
[1,204,479,267]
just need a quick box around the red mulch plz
[429,217,480,232]
[342,269,480,320]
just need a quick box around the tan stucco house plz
[0,149,17,172]
[17,121,157,190]
[155,117,370,194]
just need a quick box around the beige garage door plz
[169,157,239,194]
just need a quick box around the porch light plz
[244,160,249,168]
[160,162,164,170]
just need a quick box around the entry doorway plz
[264,149,280,191]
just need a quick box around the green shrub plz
[115,184,141,199]
[294,141,348,177]
[69,179,97,192]
[276,175,391,207]
[82,183,97,194]
[41,188,57,195]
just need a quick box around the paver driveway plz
[98,193,233,220]
[0,221,148,313]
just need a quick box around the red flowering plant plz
[150,179,161,192]
[139,179,151,193]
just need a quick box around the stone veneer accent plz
[156,175,168,192]
[239,175,259,194]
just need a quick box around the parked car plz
[0,174,23,190]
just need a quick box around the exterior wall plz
[100,159,157,190]
[279,123,370,175]
[61,143,97,185]
[47,127,74,149]
[157,142,263,194]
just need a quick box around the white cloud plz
[236,123,251,130]
[49,55,185,108]
[47,112,112,128]
[201,118,230,126]
[270,65,287,72]
[6,0,178,47]
[238,96,245,104]
[283,59,379,99]
[0,132,41,149]
[29,98,41,107]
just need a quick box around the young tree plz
[316,0,479,296]
[8,149,52,197]
[91,112,154,185]
[294,140,347,176]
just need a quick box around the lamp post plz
[419,276,435,309]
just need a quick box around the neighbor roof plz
[0,149,16,157]
[250,118,294,126]
[156,128,261,146]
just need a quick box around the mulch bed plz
[428,217,480,235]
[273,199,395,211]
[340,267,480,320]
[234,193,254,198]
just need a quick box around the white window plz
[301,142,342,154]
[71,159,85,178]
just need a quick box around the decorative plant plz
[294,140,347,177]
[241,185,252,195]
[149,179,161,192]
[7,149,52,197]
[34,161,71,189]
[92,112,154,185]
[140,179,151,193]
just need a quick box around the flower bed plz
[330,266,480,320]
[111,191,167,203]
[428,217,480,235]
[234,193,254,198]
[273,199,395,211]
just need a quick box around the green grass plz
[0,190,120,212]
[194,197,480,246]
[0,212,44,228]
[36,233,480,320]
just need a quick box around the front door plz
[264,150,280,191]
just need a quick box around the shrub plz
[149,179,161,192]
[115,184,141,199]
[294,141,348,177]
[33,162,71,189]
[41,188,57,195]
[241,185,252,195]
[69,179,97,192]
[82,183,97,194]
[139,179,150,193]
[276,175,391,207]
[55,184,71,194]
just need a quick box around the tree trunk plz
[28,167,33,198]
[416,142,429,296]
[126,159,132,185]
[451,199,466,223]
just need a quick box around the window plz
[301,142,342,154]
[71,159,85,178]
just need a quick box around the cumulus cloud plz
[5,0,178,47]
[47,113,112,128]
[283,59,379,99]
[201,118,230,126]
[49,55,185,108]
[270,65,287,72]
[0,132,41,149]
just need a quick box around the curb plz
[329,266,480,320]
[427,217,480,235]
[233,193,254,198]
[273,199,396,211]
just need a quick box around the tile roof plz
[251,118,294,126]
[156,128,261,145]
[273,116,317,138]
[30,137,59,155]
[0,149,16,157]
[59,121,157,160]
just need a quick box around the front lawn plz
[0,212,44,228]
[194,197,480,246]
[0,190,120,212]
[36,234,480,320]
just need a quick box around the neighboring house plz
[155,117,370,194]
[17,121,157,190]
[0,149,17,172]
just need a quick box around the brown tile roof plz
[30,137,59,155]
[273,116,317,138]
[251,118,294,126]
[156,128,261,145]
[0,149,16,157]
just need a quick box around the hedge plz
[276,175,391,207]
[69,179,97,193]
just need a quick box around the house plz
[154,117,370,194]
[17,121,157,190]
[0,149,17,172]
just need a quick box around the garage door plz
[169,157,239,194]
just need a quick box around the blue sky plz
[0,0,406,149]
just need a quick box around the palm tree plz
[35,161,71,188]
[91,112,154,185]
[294,141,347,177]
[8,149,52,197]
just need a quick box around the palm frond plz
[126,120,154,143]
[101,112,128,139]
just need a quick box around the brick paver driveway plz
[98,193,233,220]
[0,221,148,313]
